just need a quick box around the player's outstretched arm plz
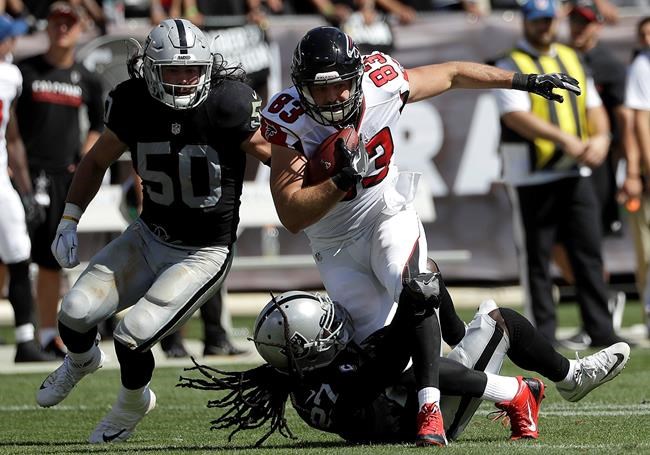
[407,61,580,104]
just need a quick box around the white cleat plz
[556,342,630,402]
[478,299,498,314]
[89,388,157,443]
[37,348,105,407]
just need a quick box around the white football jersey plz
[262,52,410,250]
[0,62,22,181]
[626,51,650,111]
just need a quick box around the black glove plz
[331,136,373,191]
[21,193,46,232]
[512,72,581,103]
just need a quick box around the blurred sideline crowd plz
[1,0,650,365]
[0,0,630,34]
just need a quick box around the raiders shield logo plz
[171,123,181,135]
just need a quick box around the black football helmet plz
[291,26,364,126]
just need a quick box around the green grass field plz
[1,301,649,455]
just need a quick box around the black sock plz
[7,261,34,327]
[501,308,569,382]
[114,339,154,389]
[411,311,441,389]
[58,320,97,354]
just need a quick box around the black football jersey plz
[17,55,104,172]
[105,77,262,246]
[289,330,416,443]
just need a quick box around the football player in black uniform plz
[35,19,270,444]
[180,275,629,446]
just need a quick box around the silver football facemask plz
[142,19,213,110]
[253,291,354,373]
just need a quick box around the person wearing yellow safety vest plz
[492,0,625,348]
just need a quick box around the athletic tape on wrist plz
[512,72,530,91]
[62,203,83,223]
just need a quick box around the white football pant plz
[0,176,31,264]
[314,207,428,343]
[441,300,510,440]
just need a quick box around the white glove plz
[51,203,83,268]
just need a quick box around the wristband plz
[62,202,83,224]
[331,167,357,191]
[512,73,531,91]
[186,5,199,16]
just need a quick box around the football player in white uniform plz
[0,14,52,362]
[262,26,581,446]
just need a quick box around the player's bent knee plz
[399,272,442,317]
[113,301,173,352]
[58,289,98,333]
[447,304,510,371]
[113,316,153,351]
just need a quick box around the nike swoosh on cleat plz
[526,403,536,432]
[102,429,127,442]
[39,376,54,389]
[72,359,93,369]
[601,353,625,381]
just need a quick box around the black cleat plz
[160,332,189,358]
[15,340,56,363]
[44,337,68,359]
[203,340,247,356]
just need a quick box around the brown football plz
[305,126,359,186]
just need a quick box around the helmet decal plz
[346,34,360,59]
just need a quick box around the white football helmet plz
[142,19,213,110]
[253,291,354,373]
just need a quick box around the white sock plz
[418,387,440,409]
[481,373,519,402]
[39,327,58,347]
[67,344,100,370]
[558,359,578,387]
[15,323,35,344]
[118,383,149,409]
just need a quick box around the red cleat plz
[495,376,545,440]
[415,402,448,446]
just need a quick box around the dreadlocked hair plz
[178,358,297,447]
[124,42,248,86]
[211,52,248,85]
